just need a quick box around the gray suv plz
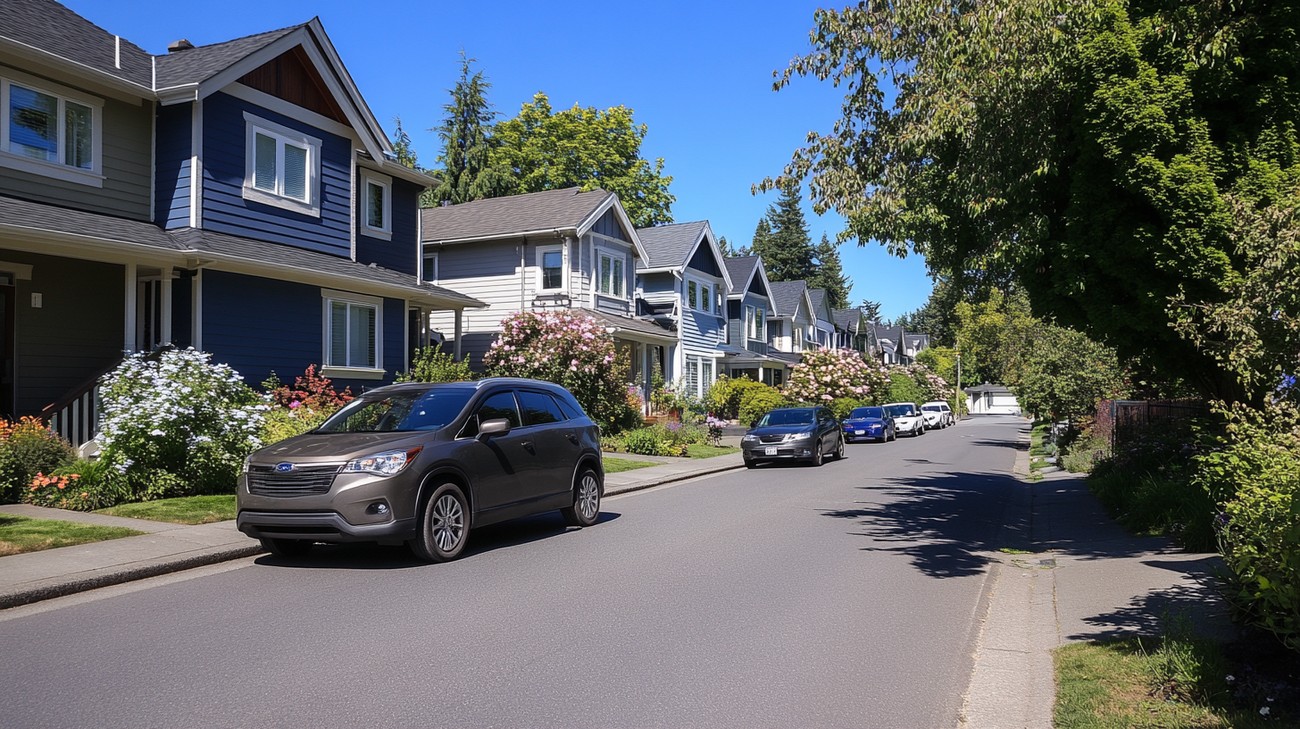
[237,378,604,562]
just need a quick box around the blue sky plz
[64,0,934,321]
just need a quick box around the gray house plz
[767,280,818,372]
[635,220,732,399]
[421,188,675,397]
[718,256,786,386]
[833,308,876,355]
[807,288,837,350]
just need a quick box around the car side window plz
[518,390,566,426]
[462,391,521,437]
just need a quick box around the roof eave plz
[0,37,154,102]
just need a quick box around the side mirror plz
[478,418,511,438]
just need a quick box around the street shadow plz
[255,511,622,569]
[820,470,1022,579]
[1067,563,1237,643]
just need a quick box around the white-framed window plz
[794,326,803,351]
[0,75,102,186]
[687,280,698,310]
[322,290,383,376]
[243,112,321,216]
[686,278,717,314]
[597,251,625,298]
[746,306,766,340]
[361,170,391,239]
[421,251,438,283]
[536,245,566,292]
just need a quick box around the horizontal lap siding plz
[4,251,124,415]
[201,271,319,388]
[0,87,152,220]
[201,92,351,258]
[155,102,191,228]
[681,308,723,357]
[426,241,523,370]
[355,178,420,276]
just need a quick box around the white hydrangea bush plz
[98,348,268,497]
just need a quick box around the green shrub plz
[1060,428,1109,473]
[259,405,337,446]
[24,459,130,511]
[0,417,76,503]
[885,370,927,405]
[621,427,678,457]
[829,397,866,421]
[397,345,474,383]
[738,385,788,427]
[704,376,768,419]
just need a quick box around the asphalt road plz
[0,416,1027,729]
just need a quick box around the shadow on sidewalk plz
[1066,561,1236,643]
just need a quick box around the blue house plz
[719,256,787,386]
[0,0,481,443]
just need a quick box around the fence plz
[1097,399,1210,449]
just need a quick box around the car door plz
[459,389,538,517]
[515,389,580,503]
[818,408,838,452]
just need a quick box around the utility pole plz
[955,348,962,420]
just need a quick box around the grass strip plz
[602,457,658,474]
[684,444,740,459]
[0,514,143,556]
[97,495,236,525]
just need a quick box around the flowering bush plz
[396,345,474,384]
[0,417,76,503]
[704,415,726,445]
[482,310,637,430]
[904,363,951,403]
[24,459,129,511]
[784,349,890,404]
[263,364,353,410]
[98,348,268,498]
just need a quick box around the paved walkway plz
[0,450,744,610]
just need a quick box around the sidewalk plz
[960,427,1236,728]
[0,450,744,610]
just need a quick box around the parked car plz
[883,402,926,436]
[237,378,604,563]
[921,401,954,429]
[841,406,896,443]
[741,406,845,468]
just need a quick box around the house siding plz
[3,251,124,415]
[589,236,633,316]
[200,92,352,258]
[355,177,420,275]
[591,209,626,241]
[426,239,527,369]
[155,102,192,228]
[0,68,152,220]
[741,293,770,355]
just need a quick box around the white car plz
[883,402,926,436]
[921,401,954,429]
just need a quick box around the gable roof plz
[833,308,865,332]
[807,288,835,322]
[636,220,732,290]
[723,255,774,303]
[421,187,647,259]
[153,25,302,89]
[0,0,154,93]
[769,280,812,319]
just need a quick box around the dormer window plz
[361,170,392,240]
[0,75,102,186]
[598,252,625,297]
[243,112,321,216]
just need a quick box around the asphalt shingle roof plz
[723,256,759,294]
[421,188,615,243]
[0,195,182,251]
[833,309,863,332]
[808,288,829,318]
[583,309,676,342]
[768,280,809,319]
[635,221,707,270]
[1,0,154,88]
[154,25,303,89]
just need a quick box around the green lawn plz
[684,444,740,459]
[602,456,657,474]
[0,514,143,556]
[97,495,237,525]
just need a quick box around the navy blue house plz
[0,1,481,444]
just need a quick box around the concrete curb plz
[604,461,746,497]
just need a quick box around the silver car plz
[237,378,604,562]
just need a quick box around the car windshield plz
[757,409,815,427]
[317,389,474,433]
[849,407,884,419]
[922,405,941,412]
[885,404,916,418]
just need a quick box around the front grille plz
[248,464,341,497]
[759,434,786,444]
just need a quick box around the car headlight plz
[742,434,758,443]
[787,432,813,441]
[241,454,252,474]
[342,447,422,477]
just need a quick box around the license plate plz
[764,447,778,456]
[855,430,865,435]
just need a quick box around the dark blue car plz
[841,406,896,443]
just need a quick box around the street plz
[1,416,1026,729]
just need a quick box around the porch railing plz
[41,362,119,449]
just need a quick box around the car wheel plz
[409,482,470,563]
[561,467,602,527]
[260,538,312,558]
[810,440,824,467]
[745,460,758,469]
[833,436,846,460]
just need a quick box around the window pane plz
[64,101,92,169]
[254,133,277,191]
[542,250,563,289]
[348,304,375,368]
[283,142,308,200]
[477,392,521,429]
[701,286,710,312]
[599,255,612,294]
[366,181,384,228]
[518,391,564,426]
[9,85,58,162]
[329,301,348,365]
[688,281,697,309]
[613,258,624,296]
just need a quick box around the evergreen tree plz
[718,235,751,258]
[810,233,851,309]
[859,299,882,322]
[752,181,815,282]
[392,118,437,207]
[431,54,512,207]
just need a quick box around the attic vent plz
[168,39,194,53]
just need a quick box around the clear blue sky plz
[64,0,934,322]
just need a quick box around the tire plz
[810,440,824,467]
[561,467,602,527]
[409,482,470,563]
[260,538,312,558]
[833,435,845,460]
[745,460,758,469]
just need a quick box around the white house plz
[965,384,1021,415]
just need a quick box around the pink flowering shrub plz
[784,349,890,404]
[900,363,951,403]
[483,310,638,430]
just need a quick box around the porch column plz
[159,267,173,346]
[123,262,137,352]
[453,308,463,360]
